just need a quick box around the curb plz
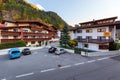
[0,47,44,56]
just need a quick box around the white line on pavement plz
[97,57,109,61]
[87,60,96,63]
[110,54,120,58]
[74,62,85,66]
[16,72,34,78]
[40,68,55,73]
[1,79,7,80]
[44,55,47,57]
[60,65,71,69]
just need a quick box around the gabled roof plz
[2,20,50,27]
[0,23,6,27]
[80,16,117,25]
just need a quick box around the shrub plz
[109,41,120,50]
[74,48,81,54]
[68,39,78,48]
[0,40,26,49]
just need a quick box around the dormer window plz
[97,28,106,32]
[86,29,92,33]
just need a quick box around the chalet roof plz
[0,23,6,27]
[69,20,120,31]
[2,20,50,27]
[79,16,117,24]
[69,27,77,31]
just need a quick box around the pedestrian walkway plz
[0,46,44,56]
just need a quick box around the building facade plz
[0,20,59,46]
[70,17,120,52]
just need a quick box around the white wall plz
[78,42,108,52]
[57,30,61,37]
[76,27,109,39]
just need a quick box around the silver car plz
[55,48,66,55]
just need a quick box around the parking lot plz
[0,47,108,79]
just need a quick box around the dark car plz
[22,48,31,55]
[48,47,57,53]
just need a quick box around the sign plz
[103,32,111,37]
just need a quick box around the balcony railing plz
[1,38,52,43]
[23,32,50,36]
[77,38,113,44]
[23,38,51,42]
[1,31,21,36]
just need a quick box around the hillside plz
[0,0,68,29]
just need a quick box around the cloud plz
[36,4,45,10]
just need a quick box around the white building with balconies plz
[70,17,120,52]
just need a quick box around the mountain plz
[0,0,68,29]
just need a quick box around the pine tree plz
[60,26,70,47]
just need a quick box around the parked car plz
[8,48,21,59]
[21,48,31,55]
[48,47,57,53]
[55,48,66,55]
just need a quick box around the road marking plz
[74,62,85,66]
[97,57,109,61]
[87,60,96,63]
[1,79,7,80]
[40,68,55,73]
[110,54,120,58]
[60,65,71,69]
[16,72,34,78]
[44,55,47,57]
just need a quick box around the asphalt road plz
[0,48,119,80]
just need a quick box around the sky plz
[27,0,120,26]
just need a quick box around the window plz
[2,35,8,39]
[31,41,35,44]
[77,36,82,40]
[86,36,92,40]
[31,36,35,38]
[97,36,106,40]
[86,29,92,33]
[99,45,108,49]
[31,30,35,33]
[3,29,8,31]
[77,29,82,33]
[23,30,28,32]
[39,36,41,38]
[24,36,28,38]
[84,44,88,48]
[13,29,18,32]
[13,36,18,39]
[97,28,106,32]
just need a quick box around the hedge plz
[0,40,26,49]
[74,48,81,54]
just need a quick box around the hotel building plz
[70,17,120,52]
[0,20,59,46]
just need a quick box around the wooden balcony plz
[23,38,51,42]
[31,27,43,31]
[1,38,52,43]
[23,32,41,36]
[1,39,21,43]
[77,38,113,44]
[1,31,21,36]
[23,32,51,37]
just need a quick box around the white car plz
[54,48,66,55]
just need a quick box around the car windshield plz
[24,48,30,50]
[12,51,20,54]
